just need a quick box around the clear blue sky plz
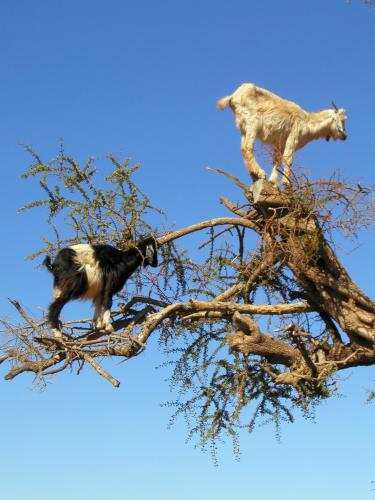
[1,1,374,499]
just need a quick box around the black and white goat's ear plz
[144,239,158,267]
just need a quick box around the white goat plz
[217,83,347,186]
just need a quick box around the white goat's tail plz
[217,95,232,110]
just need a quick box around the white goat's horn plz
[331,101,339,111]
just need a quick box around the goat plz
[217,83,347,186]
[43,236,158,338]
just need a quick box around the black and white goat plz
[43,236,158,337]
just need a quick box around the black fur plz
[44,236,158,334]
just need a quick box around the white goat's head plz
[327,102,347,141]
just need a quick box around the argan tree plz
[1,147,374,452]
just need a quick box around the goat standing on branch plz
[43,236,158,337]
[218,83,347,186]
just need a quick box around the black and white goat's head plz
[137,235,158,268]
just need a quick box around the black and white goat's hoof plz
[51,328,63,338]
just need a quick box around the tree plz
[1,147,374,454]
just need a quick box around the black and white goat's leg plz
[99,287,115,333]
[93,296,104,331]
[47,294,71,338]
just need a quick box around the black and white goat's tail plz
[43,255,54,273]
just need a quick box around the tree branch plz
[157,217,259,245]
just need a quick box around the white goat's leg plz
[281,153,293,186]
[241,130,266,182]
[281,138,296,186]
[269,149,282,186]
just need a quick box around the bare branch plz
[207,166,250,191]
[83,354,120,388]
[157,216,259,245]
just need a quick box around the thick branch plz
[188,300,312,316]
[4,352,66,381]
[227,313,298,366]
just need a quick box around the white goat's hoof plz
[252,179,265,203]
[281,175,291,187]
